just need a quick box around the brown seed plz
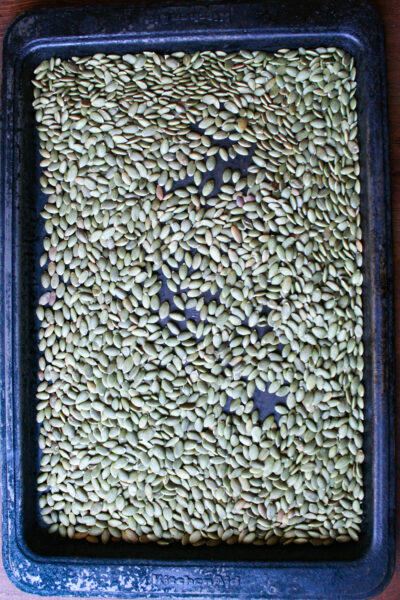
[231,225,242,243]
[276,510,291,525]
[228,249,238,262]
[238,117,247,132]
[38,291,51,305]
[73,532,88,540]
[122,529,139,543]
[101,530,111,544]
[48,291,56,306]
[156,185,164,200]
[276,510,285,522]
[236,196,244,207]
[233,499,246,513]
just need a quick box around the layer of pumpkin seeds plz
[32,48,364,547]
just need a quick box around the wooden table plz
[0,0,398,597]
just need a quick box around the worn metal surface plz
[0,0,394,598]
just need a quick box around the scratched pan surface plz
[0,0,394,598]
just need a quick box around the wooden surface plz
[0,0,398,597]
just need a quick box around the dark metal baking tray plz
[0,0,394,598]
